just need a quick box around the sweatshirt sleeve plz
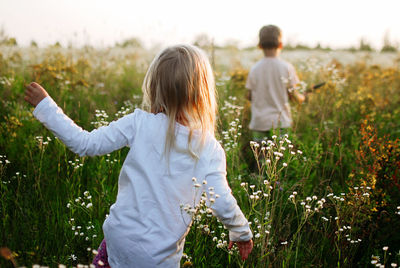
[205,142,253,242]
[33,96,137,157]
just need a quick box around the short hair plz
[258,25,282,49]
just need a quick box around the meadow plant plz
[219,95,244,174]
[1,46,400,267]
[65,190,98,262]
[240,135,320,266]
[180,177,247,267]
[370,247,400,267]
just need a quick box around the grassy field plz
[1,45,400,267]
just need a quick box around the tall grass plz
[1,46,400,267]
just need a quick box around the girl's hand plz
[228,239,253,261]
[24,82,49,107]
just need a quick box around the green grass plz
[1,46,400,267]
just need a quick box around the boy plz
[246,25,305,141]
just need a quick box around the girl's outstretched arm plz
[25,82,136,157]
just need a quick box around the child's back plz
[102,109,246,267]
[246,25,304,138]
[246,56,299,131]
[26,44,253,267]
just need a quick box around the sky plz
[0,0,399,49]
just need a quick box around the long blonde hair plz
[142,44,217,159]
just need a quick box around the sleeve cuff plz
[32,96,54,119]
[229,230,253,242]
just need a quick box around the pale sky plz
[1,0,399,49]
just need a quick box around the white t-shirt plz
[246,57,299,131]
[33,96,252,268]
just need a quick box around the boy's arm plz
[245,69,254,102]
[288,88,305,104]
[25,82,135,157]
[246,90,251,101]
[286,63,305,104]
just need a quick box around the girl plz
[25,45,253,267]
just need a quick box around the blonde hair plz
[258,25,282,49]
[142,44,217,159]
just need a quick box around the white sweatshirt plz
[33,96,252,268]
